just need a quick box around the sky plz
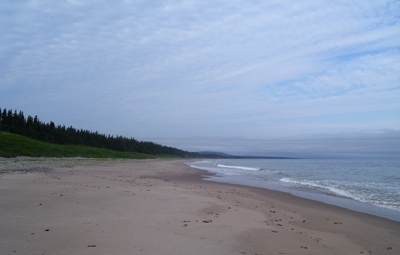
[1,0,400,158]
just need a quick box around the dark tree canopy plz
[0,107,200,158]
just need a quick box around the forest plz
[0,108,202,158]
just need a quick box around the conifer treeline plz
[0,108,199,157]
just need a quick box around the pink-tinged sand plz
[0,158,399,255]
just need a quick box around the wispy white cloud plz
[1,0,399,155]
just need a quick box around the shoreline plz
[187,159,400,222]
[1,158,399,254]
[200,170,400,223]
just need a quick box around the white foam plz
[188,159,400,214]
[279,178,400,212]
[217,164,261,171]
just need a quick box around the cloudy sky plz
[1,0,399,157]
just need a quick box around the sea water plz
[187,159,400,222]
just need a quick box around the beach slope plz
[0,158,399,255]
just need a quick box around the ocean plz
[187,158,400,222]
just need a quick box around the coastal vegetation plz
[0,131,156,158]
[0,107,199,158]
[0,107,291,159]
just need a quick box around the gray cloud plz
[1,0,399,155]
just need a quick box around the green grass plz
[0,131,157,159]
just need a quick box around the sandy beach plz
[0,158,399,255]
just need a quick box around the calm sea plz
[187,158,400,222]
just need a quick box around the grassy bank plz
[0,132,156,159]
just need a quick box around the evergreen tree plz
[0,107,201,157]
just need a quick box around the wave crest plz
[217,164,261,171]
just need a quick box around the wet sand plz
[0,158,399,254]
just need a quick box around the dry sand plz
[0,158,399,255]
